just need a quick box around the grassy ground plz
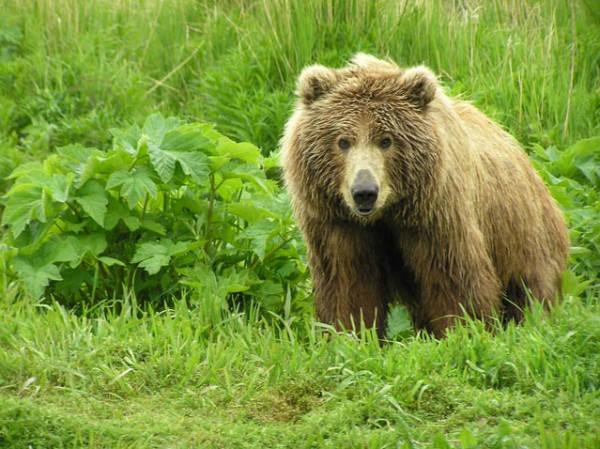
[1,293,599,448]
[1,0,600,447]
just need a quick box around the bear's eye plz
[379,137,393,149]
[338,138,351,151]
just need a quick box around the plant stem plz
[141,195,149,220]
[204,173,216,256]
[249,236,293,270]
[91,261,99,303]
[563,0,577,137]
[66,201,82,219]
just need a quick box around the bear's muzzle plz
[351,169,379,214]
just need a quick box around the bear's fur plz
[281,54,569,337]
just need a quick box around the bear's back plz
[452,100,569,286]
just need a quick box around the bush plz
[532,137,600,298]
[0,113,310,315]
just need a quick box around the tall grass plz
[1,0,598,156]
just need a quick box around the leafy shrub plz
[532,136,600,297]
[0,114,309,315]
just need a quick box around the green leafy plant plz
[532,137,600,297]
[0,113,309,314]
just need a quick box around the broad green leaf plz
[276,259,302,277]
[8,221,55,251]
[55,145,106,188]
[173,193,205,215]
[179,264,219,294]
[1,112,306,308]
[263,154,280,169]
[57,144,97,165]
[42,154,66,175]
[162,124,213,153]
[209,155,231,171]
[239,220,277,260]
[531,143,549,161]
[2,183,48,237]
[170,241,192,256]
[37,233,107,268]
[142,113,180,144]
[548,185,574,209]
[143,119,211,183]
[148,141,176,183]
[254,192,294,218]
[216,139,261,164]
[195,123,223,143]
[123,216,141,231]
[132,239,191,275]
[575,157,599,186]
[7,157,73,204]
[39,236,80,265]
[77,149,133,188]
[7,161,44,181]
[110,124,141,155]
[228,202,275,223]
[13,256,62,299]
[53,268,92,298]
[563,137,600,160]
[76,233,108,259]
[131,243,171,274]
[562,269,592,297]
[140,218,166,235]
[216,178,243,202]
[43,173,72,203]
[570,246,592,257]
[74,155,103,188]
[98,256,126,267]
[551,137,600,183]
[171,151,209,183]
[73,180,108,227]
[254,280,284,311]
[218,271,251,295]
[386,305,413,340]
[106,167,158,209]
[544,145,561,163]
[148,141,209,184]
[222,163,271,193]
[103,196,130,230]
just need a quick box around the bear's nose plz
[351,170,379,213]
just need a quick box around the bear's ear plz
[297,64,338,106]
[399,66,438,110]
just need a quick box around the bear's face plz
[287,55,440,223]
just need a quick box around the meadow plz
[1,0,599,447]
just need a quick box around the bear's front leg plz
[400,227,502,338]
[302,220,391,336]
[417,258,502,338]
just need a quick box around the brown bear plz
[281,54,569,338]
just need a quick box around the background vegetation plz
[0,0,599,447]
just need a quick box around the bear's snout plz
[351,169,379,214]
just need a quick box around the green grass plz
[1,293,599,448]
[1,0,599,159]
[1,0,600,447]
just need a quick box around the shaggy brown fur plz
[281,54,569,337]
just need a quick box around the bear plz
[281,53,569,338]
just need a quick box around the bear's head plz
[283,54,443,224]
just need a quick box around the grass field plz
[1,293,599,448]
[1,0,600,447]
